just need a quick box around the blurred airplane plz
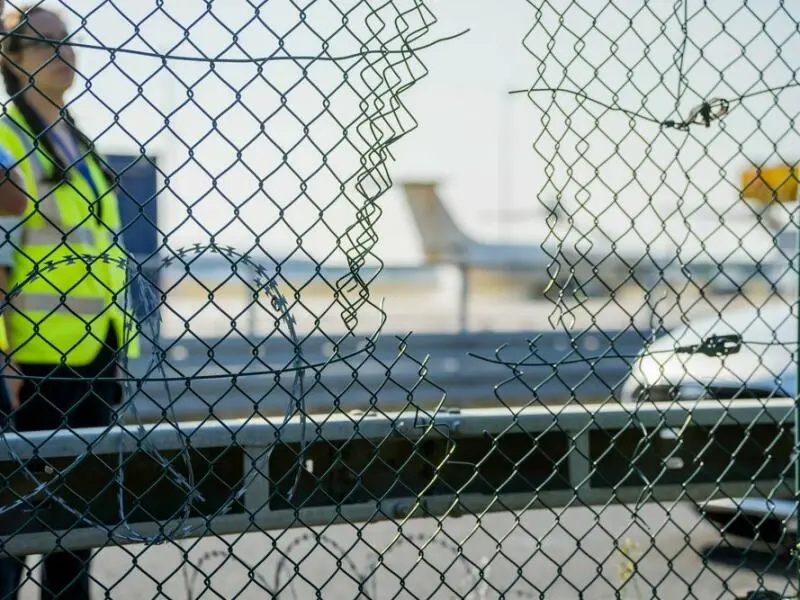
[400,181,554,270]
[398,180,667,297]
[397,180,796,299]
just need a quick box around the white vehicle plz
[620,304,796,405]
[619,303,797,544]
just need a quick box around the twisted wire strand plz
[0,28,471,64]
[467,338,798,369]
[508,84,794,131]
[332,1,445,334]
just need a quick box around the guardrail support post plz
[457,262,469,333]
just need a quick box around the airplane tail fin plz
[399,181,474,263]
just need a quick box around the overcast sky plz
[6,0,799,268]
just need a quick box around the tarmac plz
[13,503,797,599]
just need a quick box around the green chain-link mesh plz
[0,1,794,598]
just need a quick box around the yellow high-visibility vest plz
[0,314,7,353]
[0,104,140,365]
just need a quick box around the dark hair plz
[0,5,114,188]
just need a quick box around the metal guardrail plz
[126,328,656,421]
[0,398,790,555]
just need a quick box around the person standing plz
[0,5,140,599]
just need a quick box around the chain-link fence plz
[0,0,794,598]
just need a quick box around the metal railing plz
[1,400,792,556]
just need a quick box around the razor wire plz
[0,242,453,542]
[0,242,466,600]
[182,531,538,600]
[0,245,307,543]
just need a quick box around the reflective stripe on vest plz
[23,224,95,247]
[15,292,105,315]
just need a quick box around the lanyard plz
[47,126,103,207]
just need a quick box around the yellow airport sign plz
[741,164,799,204]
